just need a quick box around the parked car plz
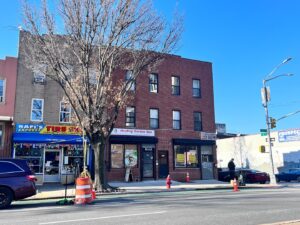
[0,158,37,209]
[275,169,300,182]
[218,168,270,184]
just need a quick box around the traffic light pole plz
[262,82,276,185]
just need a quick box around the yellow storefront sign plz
[40,125,82,135]
[176,154,185,163]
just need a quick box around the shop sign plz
[278,128,300,142]
[111,128,155,137]
[200,132,217,141]
[16,124,45,133]
[40,125,82,135]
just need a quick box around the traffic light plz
[259,145,266,153]
[270,117,276,129]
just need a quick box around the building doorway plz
[141,144,155,179]
[201,146,214,180]
[158,151,169,178]
[44,150,60,182]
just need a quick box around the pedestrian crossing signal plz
[259,145,266,153]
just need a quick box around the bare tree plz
[22,0,182,191]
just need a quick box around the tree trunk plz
[92,137,111,192]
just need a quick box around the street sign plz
[265,137,275,142]
[260,129,267,136]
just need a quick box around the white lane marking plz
[0,206,65,213]
[38,211,167,224]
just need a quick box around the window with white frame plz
[31,98,44,122]
[149,73,158,93]
[125,70,135,91]
[192,79,201,97]
[171,76,180,95]
[0,79,5,103]
[59,101,71,123]
[172,110,181,130]
[149,108,159,129]
[126,106,135,127]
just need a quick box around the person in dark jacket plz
[228,158,236,180]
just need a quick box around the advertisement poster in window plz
[176,154,185,163]
[125,145,137,167]
[111,144,124,168]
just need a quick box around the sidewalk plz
[26,180,283,200]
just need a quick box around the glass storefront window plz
[175,145,185,167]
[110,144,138,168]
[174,145,200,168]
[15,144,44,173]
[125,145,138,167]
[111,144,124,168]
[186,146,198,168]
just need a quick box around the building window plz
[31,98,44,122]
[171,76,180,95]
[0,124,4,147]
[172,110,181,130]
[194,112,202,131]
[149,73,158,93]
[149,108,159,129]
[125,70,135,91]
[111,144,138,168]
[192,79,201,97]
[0,79,5,103]
[59,101,71,123]
[126,106,135,127]
[174,145,199,168]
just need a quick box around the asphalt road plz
[2,187,300,225]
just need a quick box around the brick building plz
[0,57,17,158]
[107,55,216,182]
[13,31,216,184]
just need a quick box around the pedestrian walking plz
[228,158,236,180]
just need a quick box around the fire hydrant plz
[166,175,171,189]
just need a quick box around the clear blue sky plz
[1,0,300,134]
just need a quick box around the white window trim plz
[30,98,44,122]
[59,101,72,123]
[0,79,6,103]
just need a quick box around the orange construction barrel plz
[74,177,93,204]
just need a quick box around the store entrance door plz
[201,146,214,180]
[44,150,60,182]
[158,151,169,178]
[142,144,155,179]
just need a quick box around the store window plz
[31,98,44,122]
[149,108,159,129]
[59,101,72,123]
[192,79,201,97]
[111,144,138,168]
[111,144,124,168]
[15,144,44,174]
[125,70,135,91]
[149,73,158,93]
[126,106,135,127]
[174,145,199,168]
[0,79,6,103]
[172,110,181,130]
[171,76,180,95]
[194,112,202,131]
[62,145,84,173]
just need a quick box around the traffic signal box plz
[270,117,276,129]
[259,145,266,153]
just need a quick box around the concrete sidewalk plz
[26,180,283,200]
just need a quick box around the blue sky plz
[1,0,300,134]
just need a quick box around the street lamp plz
[262,57,292,185]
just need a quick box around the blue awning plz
[13,132,83,144]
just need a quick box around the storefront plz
[13,124,85,184]
[172,132,217,181]
[108,128,158,181]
